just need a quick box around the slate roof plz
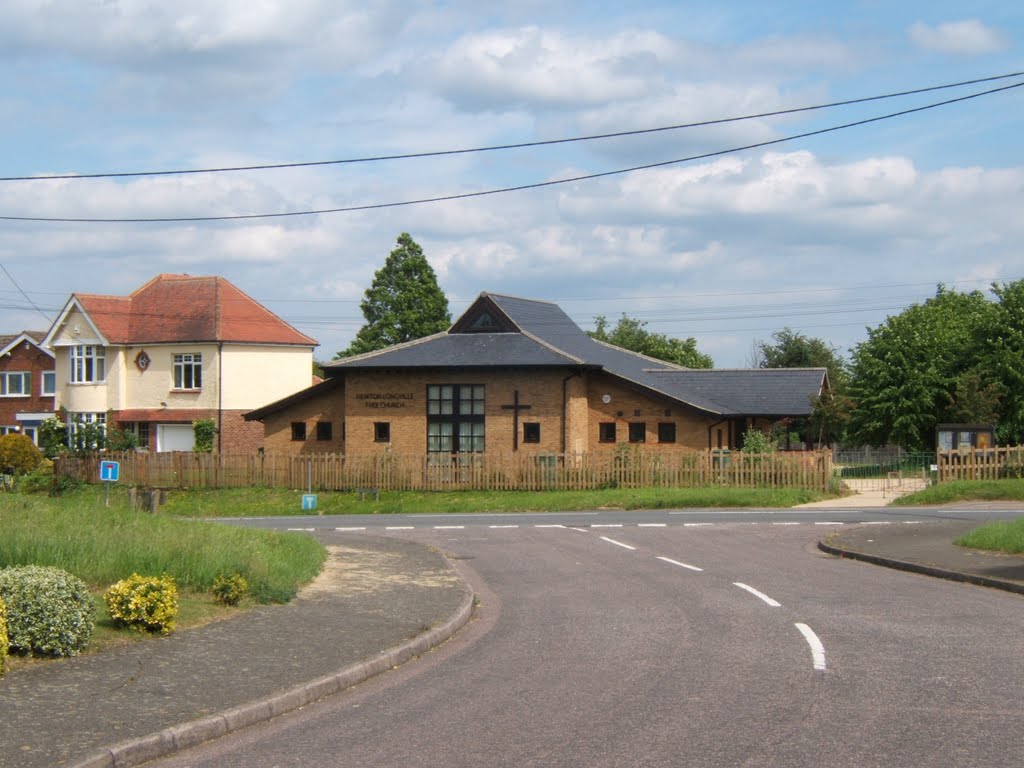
[0,331,52,357]
[314,291,827,418]
[54,274,317,347]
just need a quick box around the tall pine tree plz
[336,233,451,358]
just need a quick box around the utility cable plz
[1,79,1020,224]
[1,71,1021,182]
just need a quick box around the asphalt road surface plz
[154,519,1024,767]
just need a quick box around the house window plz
[173,353,202,390]
[0,371,30,396]
[374,422,390,443]
[126,421,151,450]
[628,422,646,443]
[70,345,105,383]
[0,426,19,436]
[427,384,485,453]
[291,422,306,441]
[316,421,333,441]
[599,422,617,443]
[658,422,676,443]
[41,371,56,396]
[523,422,540,444]
[22,426,38,445]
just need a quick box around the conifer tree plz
[337,233,451,357]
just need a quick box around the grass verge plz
[955,518,1024,554]
[155,484,835,517]
[891,479,1024,506]
[1,492,326,603]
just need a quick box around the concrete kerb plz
[70,575,476,768]
[817,539,1024,597]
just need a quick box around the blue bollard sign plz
[99,461,120,483]
[301,494,317,511]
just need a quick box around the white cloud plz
[908,19,1008,55]
[422,26,676,110]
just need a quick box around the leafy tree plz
[754,327,849,392]
[336,233,451,358]
[976,280,1024,443]
[945,372,1005,425]
[589,314,713,368]
[847,286,995,450]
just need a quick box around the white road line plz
[385,526,415,530]
[814,522,844,526]
[488,524,520,529]
[592,524,623,528]
[535,524,566,528]
[903,520,923,524]
[862,521,892,526]
[656,556,703,572]
[683,523,713,527]
[771,522,800,526]
[434,525,465,530]
[638,523,667,527]
[733,582,782,607]
[795,623,827,671]
[335,527,366,531]
[568,527,590,533]
[287,527,315,531]
[600,536,637,551]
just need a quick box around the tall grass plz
[0,495,325,603]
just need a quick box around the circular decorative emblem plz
[135,350,151,372]
[602,394,612,404]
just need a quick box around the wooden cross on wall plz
[501,389,532,451]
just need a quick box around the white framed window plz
[0,425,20,436]
[1,371,30,396]
[173,353,202,390]
[41,371,56,396]
[70,345,105,383]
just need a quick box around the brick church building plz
[245,293,829,457]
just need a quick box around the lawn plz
[890,479,1024,506]
[156,484,836,517]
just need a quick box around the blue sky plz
[0,1,1021,366]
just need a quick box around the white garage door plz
[157,424,195,452]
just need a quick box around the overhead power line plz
[1,78,1021,224]
[1,71,1021,182]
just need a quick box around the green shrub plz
[211,572,249,606]
[0,433,43,476]
[0,565,95,657]
[193,419,216,453]
[16,459,55,494]
[104,574,179,634]
[0,595,8,676]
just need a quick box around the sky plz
[0,1,1021,367]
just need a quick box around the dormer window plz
[70,345,106,383]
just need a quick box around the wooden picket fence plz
[936,446,1024,482]
[55,449,834,493]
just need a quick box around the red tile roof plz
[75,274,316,346]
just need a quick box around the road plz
[155,511,1024,767]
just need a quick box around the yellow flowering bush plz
[211,573,249,606]
[103,574,178,634]
[0,595,8,676]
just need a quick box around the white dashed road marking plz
[488,525,520,529]
[795,623,827,671]
[434,525,465,530]
[733,582,782,607]
[656,556,703,572]
[600,536,637,551]
[386,526,415,530]
[638,523,667,527]
[335,527,366,531]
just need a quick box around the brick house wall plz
[0,337,55,438]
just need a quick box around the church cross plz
[501,389,532,451]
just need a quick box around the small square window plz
[291,422,306,441]
[523,422,540,444]
[599,422,616,443]
[316,421,332,441]
[374,422,391,443]
[658,422,676,443]
[41,371,56,396]
[628,422,646,443]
